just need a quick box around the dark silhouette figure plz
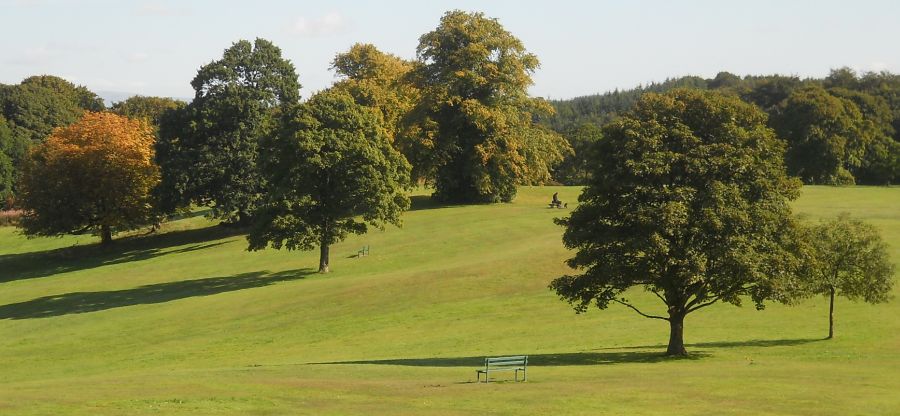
[550,192,566,208]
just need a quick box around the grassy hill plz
[1,186,898,415]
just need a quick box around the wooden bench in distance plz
[357,245,369,258]
[476,356,527,383]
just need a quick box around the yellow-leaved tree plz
[19,112,159,244]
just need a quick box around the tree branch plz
[650,289,667,304]
[687,298,719,313]
[613,299,670,321]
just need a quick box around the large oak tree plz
[247,89,410,273]
[409,10,569,202]
[18,112,159,244]
[156,38,300,222]
[552,89,804,356]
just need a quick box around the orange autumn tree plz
[19,112,160,244]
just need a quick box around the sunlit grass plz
[0,185,897,415]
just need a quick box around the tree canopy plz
[0,75,104,144]
[18,112,159,244]
[331,43,418,141]
[771,86,869,184]
[111,95,186,130]
[248,89,411,273]
[551,89,804,356]
[156,38,300,222]
[409,10,569,202]
[544,69,899,185]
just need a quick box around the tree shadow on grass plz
[310,337,824,368]
[310,350,708,367]
[0,225,245,283]
[0,268,311,320]
[591,337,825,351]
[408,195,469,212]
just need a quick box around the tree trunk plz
[319,243,330,273]
[666,314,687,356]
[100,225,113,245]
[827,287,835,339]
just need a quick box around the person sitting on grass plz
[550,192,564,208]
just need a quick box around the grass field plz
[0,186,898,415]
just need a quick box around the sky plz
[2,0,899,101]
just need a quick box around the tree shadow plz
[309,337,824,368]
[591,337,825,351]
[0,225,244,283]
[408,195,453,212]
[0,268,312,320]
[310,350,707,367]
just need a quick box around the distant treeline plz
[545,69,900,186]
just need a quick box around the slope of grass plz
[0,186,898,415]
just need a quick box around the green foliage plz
[110,95,186,130]
[0,116,21,207]
[156,38,300,222]
[554,122,602,185]
[0,75,103,143]
[247,89,411,273]
[0,76,104,208]
[409,10,567,202]
[827,88,899,184]
[331,43,418,142]
[800,213,895,338]
[552,89,804,355]
[772,86,869,184]
[545,76,710,132]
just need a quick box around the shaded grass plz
[0,269,311,319]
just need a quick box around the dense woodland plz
[546,69,900,185]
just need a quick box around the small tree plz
[18,112,159,244]
[552,89,804,356]
[247,90,410,273]
[801,214,895,339]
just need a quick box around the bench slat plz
[477,355,527,383]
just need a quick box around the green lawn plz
[0,186,898,415]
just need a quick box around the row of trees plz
[549,70,900,186]
[552,89,895,355]
[6,11,568,272]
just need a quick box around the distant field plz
[0,186,898,415]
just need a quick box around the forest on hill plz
[545,69,900,186]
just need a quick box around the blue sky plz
[2,0,898,100]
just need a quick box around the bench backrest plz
[485,356,527,368]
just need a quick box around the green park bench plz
[357,245,369,258]
[476,355,527,383]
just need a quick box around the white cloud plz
[286,12,350,37]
